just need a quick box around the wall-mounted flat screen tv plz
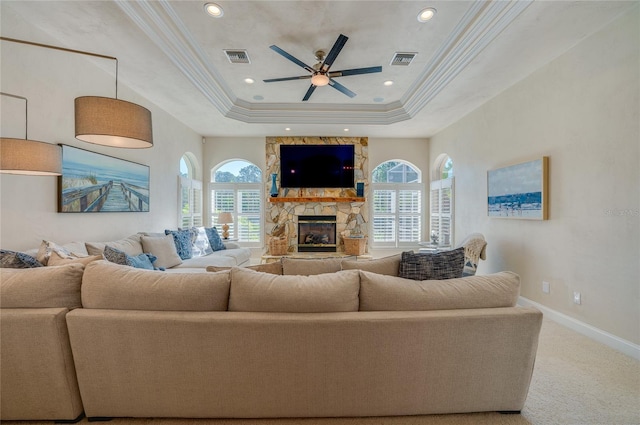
[280,144,355,188]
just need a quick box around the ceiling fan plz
[263,34,382,101]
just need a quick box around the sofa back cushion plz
[0,263,84,309]
[359,271,521,311]
[341,254,401,276]
[81,260,230,311]
[229,268,360,312]
[281,257,343,275]
[85,234,143,257]
[207,261,283,275]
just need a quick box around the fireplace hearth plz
[297,215,337,252]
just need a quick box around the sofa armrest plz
[0,308,83,421]
[223,241,240,249]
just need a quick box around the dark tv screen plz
[280,144,355,188]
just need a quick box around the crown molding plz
[116,0,532,125]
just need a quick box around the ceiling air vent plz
[390,52,417,66]
[224,49,251,64]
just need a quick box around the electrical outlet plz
[542,281,550,294]
[573,292,581,305]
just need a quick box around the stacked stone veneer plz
[265,136,368,255]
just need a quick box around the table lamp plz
[217,212,233,239]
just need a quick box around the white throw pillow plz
[140,235,182,269]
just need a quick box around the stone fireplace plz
[265,136,368,255]
[297,215,337,252]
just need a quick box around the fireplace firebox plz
[297,215,337,252]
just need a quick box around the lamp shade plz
[217,212,234,224]
[0,138,62,175]
[75,96,153,148]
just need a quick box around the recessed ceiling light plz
[285,127,291,131]
[373,97,384,102]
[383,80,394,86]
[253,95,264,101]
[417,7,436,22]
[244,78,254,84]
[204,3,224,18]
[344,128,349,132]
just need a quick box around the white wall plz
[429,8,639,344]
[0,18,203,251]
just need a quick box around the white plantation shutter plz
[210,183,262,246]
[372,184,423,247]
[430,177,454,246]
[373,188,396,243]
[237,188,261,242]
[179,176,202,228]
[398,189,421,242]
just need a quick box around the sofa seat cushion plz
[81,260,230,311]
[341,254,401,276]
[173,248,251,269]
[0,263,84,309]
[229,268,360,313]
[359,271,521,311]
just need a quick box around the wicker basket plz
[269,237,288,255]
[344,237,367,256]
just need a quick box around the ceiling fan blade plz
[320,34,348,73]
[328,79,356,98]
[302,84,317,101]
[269,45,314,73]
[263,75,312,83]
[328,66,382,78]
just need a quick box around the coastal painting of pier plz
[487,157,548,220]
[58,145,149,213]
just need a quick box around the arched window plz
[209,160,262,246]
[430,154,454,246]
[179,153,202,228]
[371,160,423,247]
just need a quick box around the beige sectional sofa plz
[27,232,251,272]
[1,256,542,421]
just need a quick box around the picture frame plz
[58,144,150,213]
[487,156,549,220]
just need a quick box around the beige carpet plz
[3,318,639,425]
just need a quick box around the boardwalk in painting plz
[101,182,139,212]
[61,181,149,213]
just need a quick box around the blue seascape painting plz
[59,145,150,213]
[487,157,548,220]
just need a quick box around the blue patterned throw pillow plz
[0,249,44,268]
[127,252,156,270]
[165,229,194,260]
[205,227,226,252]
[105,245,162,270]
[398,247,465,280]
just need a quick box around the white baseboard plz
[518,296,640,361]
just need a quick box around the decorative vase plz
[270,173,278,197]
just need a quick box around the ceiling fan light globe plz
[311,74,330,87]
